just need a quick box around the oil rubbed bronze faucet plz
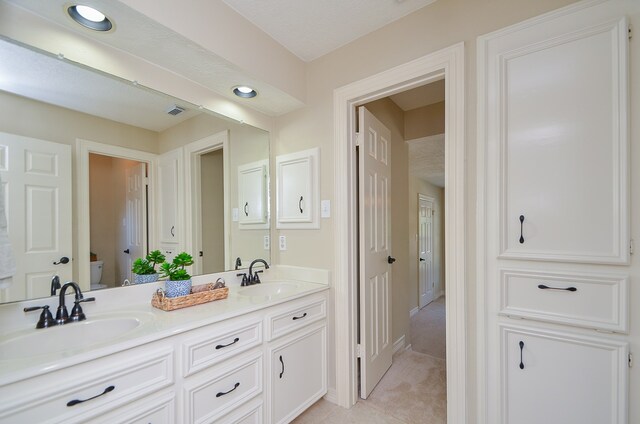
[248,259,269,285]
[56,282,95,325]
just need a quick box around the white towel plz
[0,175,15,288]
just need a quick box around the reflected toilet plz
[90,260,107,290]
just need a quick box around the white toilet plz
[90,261,107,290]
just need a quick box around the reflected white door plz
[125,163,147,282]
[358,106,393,399]
[0,132,72,302]
[419,194,434,308]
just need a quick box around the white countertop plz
[0,266,330,385]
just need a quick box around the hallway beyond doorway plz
[411,296,446,360]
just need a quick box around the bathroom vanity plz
[0,266,329,424]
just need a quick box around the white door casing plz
[0,132,72,302]
[358,106,393,399]
[419,194,434,308]
[125,162,147,282]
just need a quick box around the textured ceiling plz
[408,134,445,187]
[390,78,445,111]
[222,0,438,62]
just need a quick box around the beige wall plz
[404,101,445,140]
[273,0,581,408]
[408,178,445,311]
[201,150,225,273]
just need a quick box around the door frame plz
[418,193,436,309]
[77,140,157,290]
[333,42,466,422]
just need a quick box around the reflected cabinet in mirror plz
[0,38,270,303]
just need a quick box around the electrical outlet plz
[321,200,331,218]
[279,235,287,251]
[264,235,270,250]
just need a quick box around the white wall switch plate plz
[321,200,331,218]
[264,235,270,250]
[279,235,287,251]
[232,208,239,222]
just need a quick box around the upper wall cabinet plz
[491,16,629,264]
[238,159,269,229]
[157,148,183,246]
[276,148,320,229]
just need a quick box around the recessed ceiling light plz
[233,86,258,98]
[68,5,113,31]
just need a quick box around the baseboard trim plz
[393,335,406,354]
[405,343,412,351]
[324,387,338,404]
[410,307,419,317]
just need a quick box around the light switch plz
[279,235,287,251]
[232,208,239,222]
[321,200,331,218]
[264,235,270,250]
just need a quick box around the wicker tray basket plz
[151,283,229,311]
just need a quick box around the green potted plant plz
[159,252,194,297]
[131,250,166,284]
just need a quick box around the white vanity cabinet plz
[276,148,320,229]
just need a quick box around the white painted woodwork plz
[265,296,326,341]
[91,391,175,424]
[125,163,147,282]
[358,106,392,399]
[0,132,72,302]
[477,4,631,424]
[268,323,327,424]
[183,352,263,424]
[218,398,263,424]
[238,160,269,228]
[500,269,628,333]
[418,194,434,308]
[275,148,320,229]
[501,325,628,424]
[495,16,629,264]
[157,148,182,246]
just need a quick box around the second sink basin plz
[0,314,145,361]
[237,281,300,299]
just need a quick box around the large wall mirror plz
[0,37,271,303]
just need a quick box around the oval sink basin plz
[237,282,299,298]
[0,316,142,360]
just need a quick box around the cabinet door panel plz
[502,325,627,424]
[157,149,182,245]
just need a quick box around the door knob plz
[387,256,396,264]
[53,256,69,265]
[123,249,130,254]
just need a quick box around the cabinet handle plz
[519,341,525,370]
[299,196,304,213]
[292,312,307,321]
[519,215,525,244]
[244,202,249,216]
[215,337,240,350]
[537,284,577,292]
[67,385,115,407]
[170,225,175,237]
[216,382,240,398]
[279,355,285,378]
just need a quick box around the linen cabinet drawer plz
[266,296,326,341]
[500,269,628,332]
[182,318,262,376]
[183,352,262,424]
[0,346,174,424]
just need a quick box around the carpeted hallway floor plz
[410,296,446,360]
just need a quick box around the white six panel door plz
[0,132,72,302]
[418,194,434,308]
[358,106,392,399]
[125,162,147,282]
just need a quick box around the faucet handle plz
[24,305,56,329]
[236,273,248,287]
[70,297,95,322]
[253,270,263,284]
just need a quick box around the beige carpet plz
[293,349,447,424]
[410,296,446,360]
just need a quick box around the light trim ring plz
[233,86,258,98]
[68,5,113,31]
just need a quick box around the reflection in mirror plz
[0,38,270,304]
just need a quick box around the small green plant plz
[159,252,194,281]
[131,250,166,275]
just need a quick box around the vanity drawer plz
[182,318,262,376]
[218,398,263,424]
[500,269,628,332]
[0,345,174,424]
[91,391,175,424]
[183,352,263,424]
[266,296,326,341]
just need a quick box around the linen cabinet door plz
[157,148,182,245]
[268,323,327,424]
[502,325,628,424]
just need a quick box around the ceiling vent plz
[166,105,185,116]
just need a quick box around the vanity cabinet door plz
[502,325,628,424]
[157,148,182,245]
[268,323,327,424]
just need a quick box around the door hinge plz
[355,132,361,147]
[630,239,634,255]
[629,353,633,368]
[629,25,632,40]
[356,343,362,358]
